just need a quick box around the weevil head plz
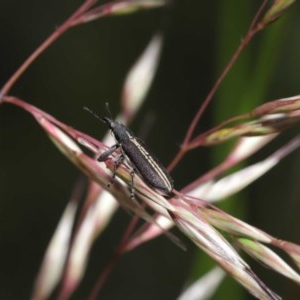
[102,117,131,142]
[83,107,129,141]
[101,116,114,128]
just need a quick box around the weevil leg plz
[97,144,119,161]
[108,154,125,187]
[129,167,135,200]
[97,144,123,188]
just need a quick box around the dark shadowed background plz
[1,1,300,299]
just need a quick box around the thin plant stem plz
[167,0,268,172]
[0,0,96,98]
[186,113,250,150]
[88,209,144,300]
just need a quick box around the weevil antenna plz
[105,102,114,120]
[83,106,105,123]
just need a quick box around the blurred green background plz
[1,0,300,299]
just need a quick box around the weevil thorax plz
[102,117,133,143]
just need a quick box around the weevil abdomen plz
[121,137,174,195]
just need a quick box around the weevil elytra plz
[98,117,174,197]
